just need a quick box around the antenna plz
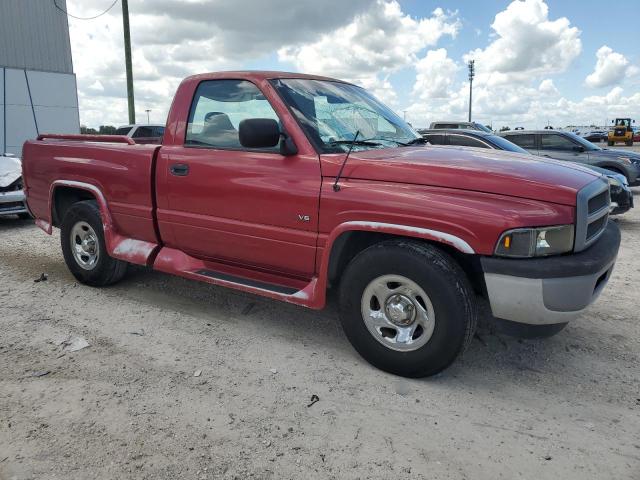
[333,131,360,192]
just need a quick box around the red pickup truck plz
[22,71,620,377]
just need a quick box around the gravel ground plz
[1,191,639,480]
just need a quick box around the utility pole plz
[403,110,407,121]
[467,60,475,122]
[145,109,151,124]
[122,0,135,124]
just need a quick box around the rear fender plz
[44,180,157,266]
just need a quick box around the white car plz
[0,154,30,219]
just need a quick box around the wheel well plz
[327,231,485,294]
[52,186,97,227]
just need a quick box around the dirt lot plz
[1,192,639,479]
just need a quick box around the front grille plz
[575,178,609,252]
[614,128,625,136]
[587,191,608,213]
[586,215,607,240]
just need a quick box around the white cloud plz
[66,0,376,126]
[538,79,558,95]
[413,49,459,100]
[464,0,581,87]
[278,2,460,105]
[585,45,638,88]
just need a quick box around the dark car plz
[583,130,608,143]
[424,121,493,133]
[420,129,633,215]
[499,130,640,186]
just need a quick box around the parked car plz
[420,129,633,215]
[499,130,640,186]
[424,121,493,133]
[582,130,608,143]
[0,154,30,219]
[115,124,165,144]
[22,71,620,378]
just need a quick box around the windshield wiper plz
[326,139,384,147]
[403,137,428,146]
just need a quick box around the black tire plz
[17,212,32,220]
[60,200,127,286]
[338,240,477,378]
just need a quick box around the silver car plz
[0,154,30,219]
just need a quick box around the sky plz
[64,0,640,130]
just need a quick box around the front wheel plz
[60,200,127,286]
[338,240,477,378]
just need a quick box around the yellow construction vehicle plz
[608,118,635,146]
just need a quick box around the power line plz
[53,0,119,20]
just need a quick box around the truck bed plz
[22,136,161,246]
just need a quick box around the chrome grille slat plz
[575,177,610,252]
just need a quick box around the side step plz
[195,269,298,295]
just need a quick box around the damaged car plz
[0,154,31,219]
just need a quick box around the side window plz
[132,126,153,138]
[151,126,165,137]
[507,134,536,149]
[423,134,445,145]
[448,135,488,148]
[115,127,131,136]
[186,80,280,150]
[540,134,577,151]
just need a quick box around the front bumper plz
[0,189,28,216]
[481,221,620,325]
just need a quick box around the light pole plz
[122,0,135,124]
[467,60,475,122]
[145,109,151,124]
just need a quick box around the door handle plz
[170,163,189,176]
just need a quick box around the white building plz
[0,0,80,156]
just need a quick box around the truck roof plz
[183,70,352,85]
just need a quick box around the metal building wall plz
[0,0,74,74]
[0,0,79,156]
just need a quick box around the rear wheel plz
[60,200,127,286]
[338,240,477,378]
[17,212,32,220]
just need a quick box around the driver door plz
[156,79,321,278]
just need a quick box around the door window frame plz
[183,78,286,155]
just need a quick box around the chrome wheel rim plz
[70,221,99,270]
[360,274,436,352]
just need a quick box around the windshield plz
[272,79,420,153]
[563,131,601,151]
[473,123,493,133]
[488,135,529,154]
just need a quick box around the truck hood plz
[0,156,22,188]
[322,146,599,206]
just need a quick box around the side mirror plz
[239,118,281,149]
[238,118,298,155]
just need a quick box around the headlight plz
[607,176,623,188]
[617,157,632,164]
[495,225,575,257]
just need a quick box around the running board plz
[194,269,298,295]
[152,246,324,308]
